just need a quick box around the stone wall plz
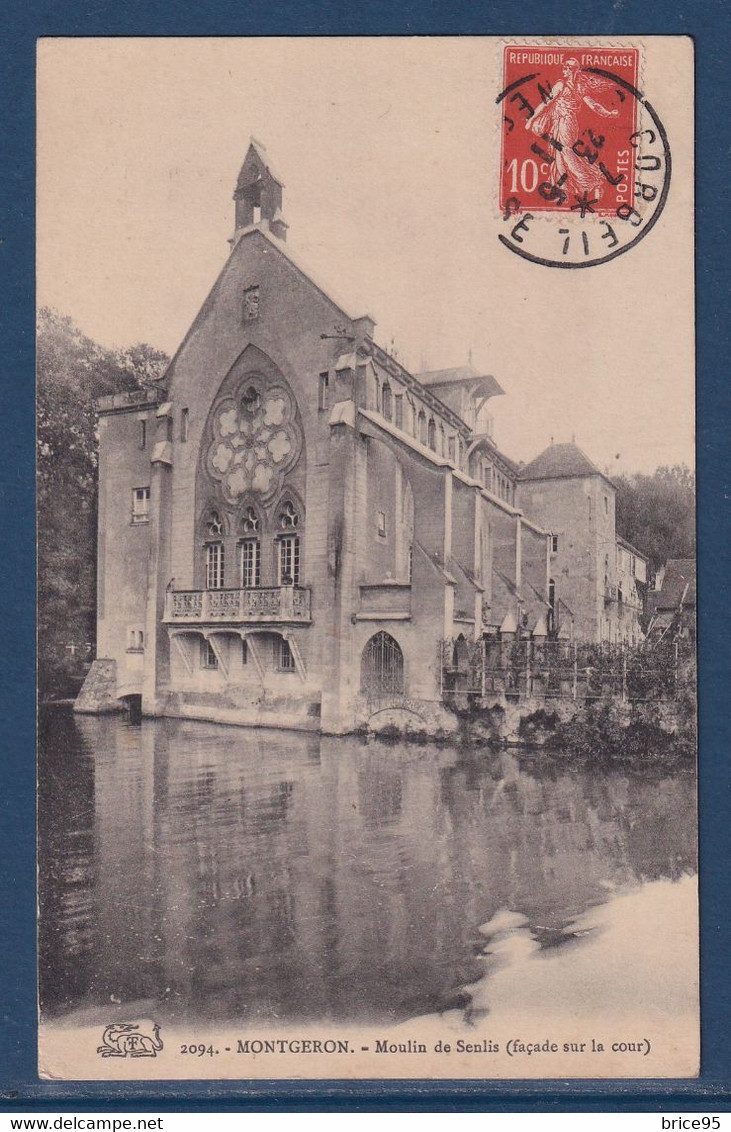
[74,658,123,714]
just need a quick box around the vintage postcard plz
[36,36,697,1081]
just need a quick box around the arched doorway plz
[361,632,404,699]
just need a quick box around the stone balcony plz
[164,586,312,625]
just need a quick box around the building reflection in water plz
[38,708,696,1026]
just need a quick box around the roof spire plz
[232,138,288,246]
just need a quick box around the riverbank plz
[451,692,696,769]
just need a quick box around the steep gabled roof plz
[616,534,648,561]
[518,441,613,485]
[416,365,505,400]
[244,136,285,186]
[657,559,696,610]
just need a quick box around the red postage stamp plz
[499,45,640,217]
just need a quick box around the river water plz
[38,706,696,1029]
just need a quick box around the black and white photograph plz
[36,36,698,1080]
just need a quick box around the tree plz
[37,309,169,699]
[614,465,695,576]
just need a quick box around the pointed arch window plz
[240,524,261,588]
[360,632,404,697]
[277,500,302,585]
[439,423,446,456]
[202,510,226,589]
[418,410,427,445]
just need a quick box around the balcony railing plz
[164,586,312,624]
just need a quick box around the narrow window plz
[377,510,387,538]
[127,628,144,651]
[448,436,456,463]
[439,424,446,456]
[408,545,413,583]
[278,534,300,585]
[278,637,295,671]
[241,539,261,588]
[427,418,436,451]
[201,639,218,669]
[205,542,225,589]
[394,395,404,429]
[139,419,147,449]
[318,372,329,411]
[382,383,392,421]
[180,408,189,442]
[241,638,248,665]
[551,534,559,553]
[604,495,609,516]
[131,486,150,524]
[418,410,427,445]
[166,415,174,443]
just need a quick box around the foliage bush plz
[37,308,169,699]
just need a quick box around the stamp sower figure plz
[526,58,620,200]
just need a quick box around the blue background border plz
[2,0,729,1111]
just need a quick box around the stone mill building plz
[76,140,646,733]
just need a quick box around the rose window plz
[205,378,301,505]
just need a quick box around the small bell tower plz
[232,138,288,243]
